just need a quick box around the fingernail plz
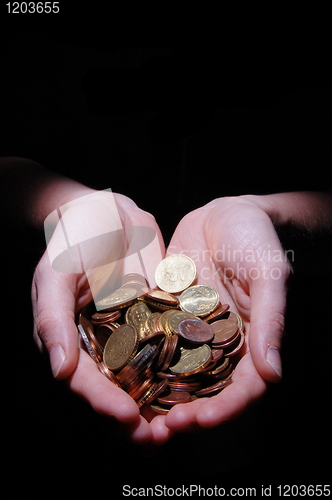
[266,346,282,379]
[50,345,66,378]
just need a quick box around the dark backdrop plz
[1,32,331,490]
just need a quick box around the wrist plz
[239,192,332,231]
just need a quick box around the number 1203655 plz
[6,2,60,13]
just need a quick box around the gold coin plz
[145,312,162,334]
[95,287,138,311]
[158,310,178,336]
[179,284,219,317]
[164,309,197,335]
[169,344,212,376]
[125,302,152,339]
[103,324,139,371]
[144,289,179,306]
[154,254,197,293]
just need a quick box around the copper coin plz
[144,289,179,306]
[165,310,197,335]
[168,379,202,393]
[158,390,191,405]
[156,334,178,371]
[160,334,178,371]
[202,355,231,376]
[91,309,121,324]
[97,361,123,388]
[204,303,230,323]
[223,331,245,356]
[195,378,233,397]
[226,311,244,331]
[95,323,115,349]
[116,343,158,383]
[177,318,215,344]
[210,319,239,347]
[137,378,169,408]
[103,324,139,371]
[139,330,165,348]
[211,349,225,362]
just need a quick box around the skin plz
[2,157,331,446]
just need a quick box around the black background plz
[1,20,331,493]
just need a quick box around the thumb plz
[32,259,83,380]
[248,268,290,383]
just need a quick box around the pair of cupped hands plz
[31,190,291,446]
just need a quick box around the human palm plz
[148,196,291,439]
[32,192,291,445]
[32,191,166,444]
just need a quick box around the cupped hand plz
[149,196,292,439]
[32,190,166,445]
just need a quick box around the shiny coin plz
[144,289,179,306]
[205,303,230,323]
[103,324,139,371]
[223,331,245,356]
[116,343,158,384]
[202,356,231,377]
[145,312,162,334]
[139,330,165,348]
[97,362,123,388]
[195,378,233,397]
[78,324,101,363]
[149,401,171,414]
[210,319,239,347]
[168,378,202,393]
[95,323,116,349]
[227,311,244,331]
[78,314,103,362]
[137,378,169,408]
[157,334,178,371]
[169,344,212,376]
[121,273,148,287]
[158,390,191,405]
[95,287,138,311]
[177,318,215,344]
[125,301,152,340]
[91,309,121,324]
[165,310,197,335]
[179,284,220,317]
[155,254,197,293]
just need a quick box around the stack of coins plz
[77,255,245,413]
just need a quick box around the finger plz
[32,258,82,380]
[164,398,207,432]
[195,354,267,428]
[68,349,153,445]
[70,350,152,444]
[248,264,291,383]
[149,414,174,445]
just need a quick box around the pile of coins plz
[77,254,245,414]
